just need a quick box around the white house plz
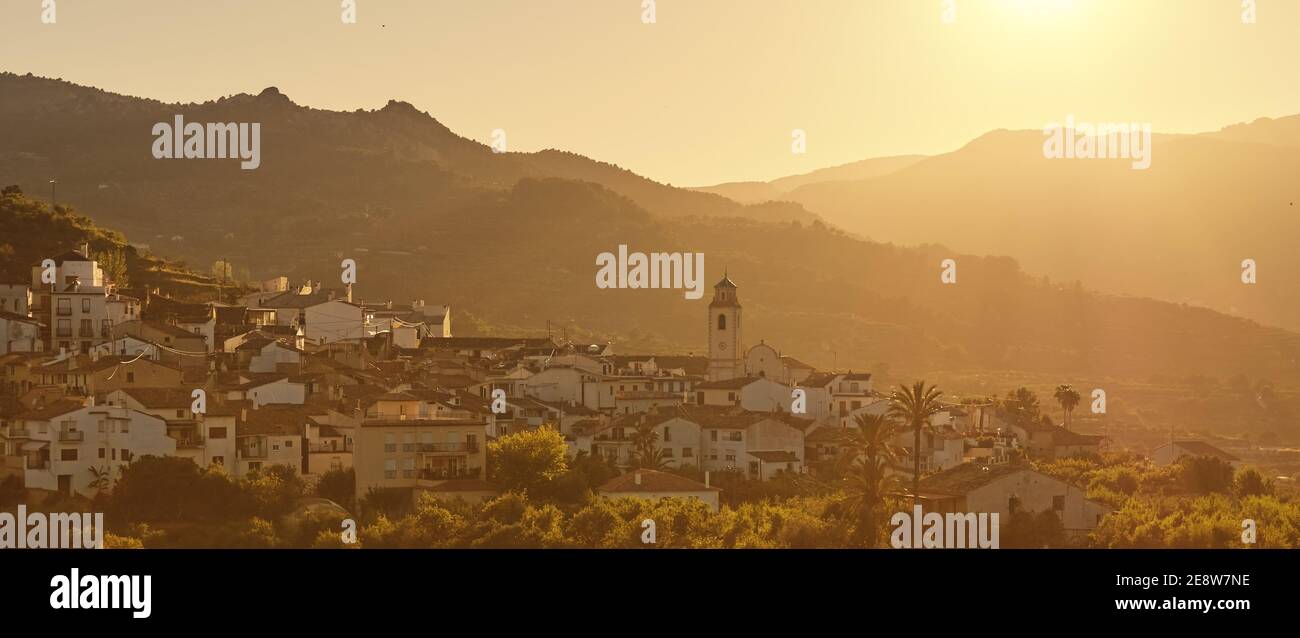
[4,400,177,498]
[598,469,721,513]
[304,299,367,345]
[0,311,43,354]
[918,463,1111,538]
[1153,440,1241,468]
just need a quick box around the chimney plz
[78,241,90,258]
[705,471,711,488]
[634,472,642,486]
[346,283,353,304]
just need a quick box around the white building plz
[2,400,177,498]
[0,311,43,354]
[598,469,721,513]
[304,299,367,345]
[1153,440,1241,468]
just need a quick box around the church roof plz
[714,274,737,289]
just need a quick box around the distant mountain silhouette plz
[5,72,1300,399]
[692,155,925,204]
[744,121,1300,332]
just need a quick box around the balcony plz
[309,442,352,454]
[58,431,84,442]
[419,466,482,481]
[175,437,205,449]
[6,427,32,438]
[417,442,478,454]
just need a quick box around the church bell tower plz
[707,272,742,381]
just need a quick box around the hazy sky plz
[3,0,1298,185]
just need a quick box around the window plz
[402,458,415,478]
[81,298,91,313]
[248,461,262,471]
[662,448,674,458]
[402,432,415,452]
[663,426,671,442]
[727,392,736,402]
[728,431,743,442]
[111,449,117,460]
[121,449,132,462]
[725,452,736,462]
[61,448,78,461]
[1052,495,1065,511]
[98,448,105,459]
[696,391,705,405]
[57,298,71,316]
[126,372,135,383]
[98,421,107,433]
[384,433,396,453]
[101,319,110,337]
[717,314,727,330]
[120,422,129,434]
[57,319,71,337]
[212,456,224,466]
[208,427,227,439]
[284,439,293,448]
[176,409,185,418]
[710,430,718,442]
[682,447,693,458]
[384,459,397,479]
[79,319,92,337]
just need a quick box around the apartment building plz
[353,417,488,501]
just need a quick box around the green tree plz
[1003,387,1041,425]
[1053,384,1081,429]
[241,464,306,519]
[487,427,569,494]
[888,381,945,507]
[316,467,356,511]
[1177,455,1235,494]
[96,248,130,288]
[1234,467,1271,498]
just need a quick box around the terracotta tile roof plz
[16,399,88,420]
[239,404,327,436]
[1168,440,1239,461]
[917,462,1033,496]
[599,469,720,493]
[119,387,192,409]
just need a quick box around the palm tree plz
[630,447,673,470]
[844,412,903,468]
[87,465,112,496]
[888,381,945,508]
[842,413,903,546]
[629,422,659,459]
[1053,384,1081,430]
[845,454,902,547]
